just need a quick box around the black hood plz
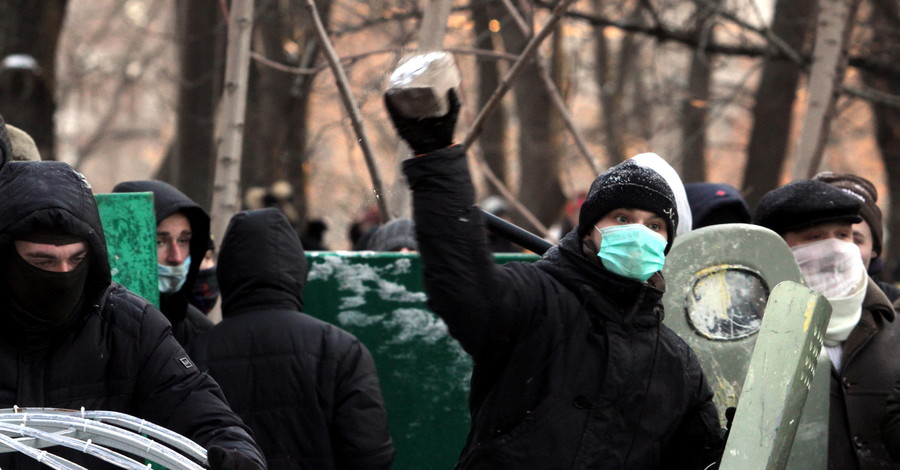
[112,180,210,318]
[217,208,307,316]
[0,161,111,313]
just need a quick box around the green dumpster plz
[304,252,537,469]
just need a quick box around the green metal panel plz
[303,252,537,470]
[719,281,831,470]
[95,192,159,308]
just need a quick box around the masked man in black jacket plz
[0,161,265,470]
[113,179,215,346]
[386,90,724,469]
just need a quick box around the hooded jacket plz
[188,208,394,470]
[112,180,213,346]
[0,161,265,469]
[830,278,900,470]
[403,146,722,469]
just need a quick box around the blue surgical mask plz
[596,224,666,281]
[158,255,191,294]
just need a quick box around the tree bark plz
[472,1,509,189]
[863,0,900,281]
[679,0,719,183]
[741,0,815,208]
[158,0,224,209]
[210,0,254,245]
[500,5,566,231]
[791,0,862,179]
[0,0,67,160]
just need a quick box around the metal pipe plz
[479,208,552,255]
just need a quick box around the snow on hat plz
[753,179,862,235]
[813,172,883,258]
[577,153,683,253]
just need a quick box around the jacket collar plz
[536,230,664,329]
[841,277,895,357]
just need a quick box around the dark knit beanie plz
[813,172,883,258]
[685,183,751,228]
[365,218,418,252]
[577,160,678,252]
[753,179,862,235]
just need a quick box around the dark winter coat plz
[189,208,394,470]
[830,278,900,470]
[0,161,265,469]
[112,180,214,346]
[403,146,723,470]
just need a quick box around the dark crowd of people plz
[1,79,900,470]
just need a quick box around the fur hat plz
[0,114,11,167]
[364,218,417,252]
[813,172,882,258]
[7,124,40,162]
[577,159,678,252]
[753,179,862,235]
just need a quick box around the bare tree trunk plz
[741,0,815,207]
[210,0,254,244]
[679,0,719,183]
[791,0,862,179]
[472,1,509,189]
[0,0,67,160]
[594,24,624,165]
[243,0,292,189]
[283,6,330,232]
[863,0,900,281]
[158,0,224,209]
[500,6,566,231]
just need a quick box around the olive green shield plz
[662,223,805,420]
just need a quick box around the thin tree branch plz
[531,0,900,80]
[303,0,390,223]
[499,0,603,174]
[462,0,580,238]
[251,47,519,76]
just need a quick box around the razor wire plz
[0,407,207,470]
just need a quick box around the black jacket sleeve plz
[402,146,540,362]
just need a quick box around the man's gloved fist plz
[207,446,263,470]
[384,88,461,155]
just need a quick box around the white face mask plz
[791,239,865,298]
[158,255,191,294]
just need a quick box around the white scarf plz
[791,239,867,346]
[822,272,866,346]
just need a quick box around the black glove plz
[384,88,461,155]
[724,406,736,441]
[207,446,263,470]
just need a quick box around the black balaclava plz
[3,232,89,326]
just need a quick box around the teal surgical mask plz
[596,224,666,281]
[158,255,191,294]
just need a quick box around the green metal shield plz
[719,281,831,470]
[662,223,804,422]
